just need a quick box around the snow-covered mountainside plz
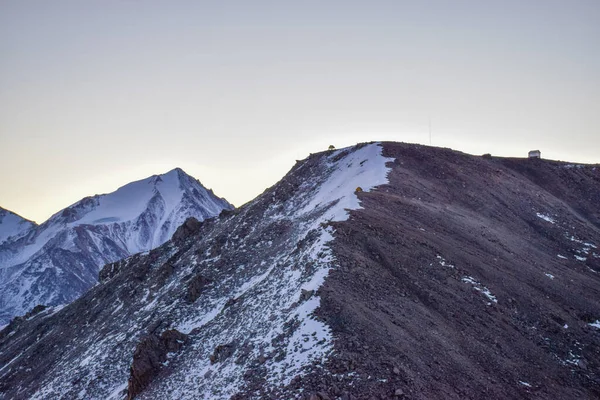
[1,142,600,399]
[0,208,36,246]
[0,143,393,399]
[0,168,232,325]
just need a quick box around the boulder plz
[127,329,188,399]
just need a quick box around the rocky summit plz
[0,168,232,325]
[1,142,599,400]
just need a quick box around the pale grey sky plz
[1,0,599,223]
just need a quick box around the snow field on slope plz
[302,143,393,221]
[0,210,35,245]
[247,144,394,385]
[262,144,394,380]
[156,143,394,398]
[75,169,183,226]
[0,222,62,269]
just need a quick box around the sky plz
[1,0,599,223]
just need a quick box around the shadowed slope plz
[304,143,600,399]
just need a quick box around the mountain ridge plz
[1,142,599,399]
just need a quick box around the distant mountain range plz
[0,168,232,325]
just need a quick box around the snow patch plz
[462,276,497,304]
[564,350,581,366]
[588,320,600,329]
[436,255,455,268]
[536,213,555,224]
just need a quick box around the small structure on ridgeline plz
[328,145,335,151]
[528,150,541,159]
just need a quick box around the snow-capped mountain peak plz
[0,168,232,325]
[52,168,199,225]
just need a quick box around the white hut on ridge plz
[528,150,541,159]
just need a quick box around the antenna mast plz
[428,117,432,146]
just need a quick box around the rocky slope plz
[0,208,36,246]
[1,143,599,400]
[0,168,232,325]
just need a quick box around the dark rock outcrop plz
[127,329,188,400]
[185,274,212,303]
[99,259,125,283]
[172,217,202,242]
[210,343,236,364]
